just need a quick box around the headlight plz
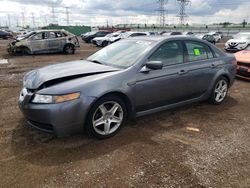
[32,92,80,104]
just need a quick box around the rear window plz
[185,41,214,62]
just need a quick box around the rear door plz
[47,31,64,51]
[183,40,219,98]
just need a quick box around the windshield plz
[22,31,36,38]
[105,33,114,38]
[87,40,153,68]
[120,32,130,38]
[246,45,250,50]
[234,34,250,40]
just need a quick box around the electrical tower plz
[156,0,168,27]
[65,7,70,26]
[177,0,190,25]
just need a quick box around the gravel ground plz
[0,38,249,188]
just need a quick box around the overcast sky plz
[0,0,249,28]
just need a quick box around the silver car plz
[19,36,236,139]
[8,30,80,55]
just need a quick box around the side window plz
[49,32,56,39]
[55,32,63,38]
[33,33,43,40]
[185,41,214,62]
[149,41,183,66]
[44,32,49,39]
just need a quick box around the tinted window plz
[149,41,183,66]
[96,32,110,37]
[185,41,214,62]
[130,33,147,37]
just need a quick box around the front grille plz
[238,62,250,68]
[237,70,250,77]
[28,120,54,133]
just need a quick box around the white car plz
[92,33,120,47]
[208,32,221,42]
[225,32,250,52]
[94,31,150,47]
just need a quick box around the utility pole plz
[65,7,70,26]
[7,14,11,28]
[31,12,35,28]
[51,5,56,24]
[156,0,168,27]
[106,19,109,28]
[21,12,25,28]
[177,0,190,25]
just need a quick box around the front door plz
[135,40,191,112]
[29,32,49,53]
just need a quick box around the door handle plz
[211,63,216,68]
[178,69,188,75]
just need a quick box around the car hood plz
[23,60,120,89]
[227,39,248,43]
[93,36,108,41]
[235,50,250,63]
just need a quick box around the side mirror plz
[140,61,163,73]
[146,61,163,70]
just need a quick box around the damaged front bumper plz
[7,42,17,54]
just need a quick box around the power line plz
[177,0,190,25]
[156,0,168,27]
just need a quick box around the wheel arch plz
[220,74,230,85]
[17,45,31,54]
[89,91,134,120]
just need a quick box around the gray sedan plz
[19,36,236,139]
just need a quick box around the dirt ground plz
[0,38,250,188]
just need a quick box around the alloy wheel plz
[214,80,228,103]
[65,45,74,54]
[92,101,124,136]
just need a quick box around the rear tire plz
[209,77,229,105]
[21,47,30,55]
[64,44,75,55]
[85,95,127,139]
[102,41,108,47]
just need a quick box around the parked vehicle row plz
[83,30,225,47]
[0,30,13,39]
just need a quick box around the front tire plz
[86,95,127,139]
[209,77,229,105]
[64,44,75,55]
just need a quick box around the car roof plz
[35,29,65,32]
[237,32,250,35]
[126,35,205,42]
